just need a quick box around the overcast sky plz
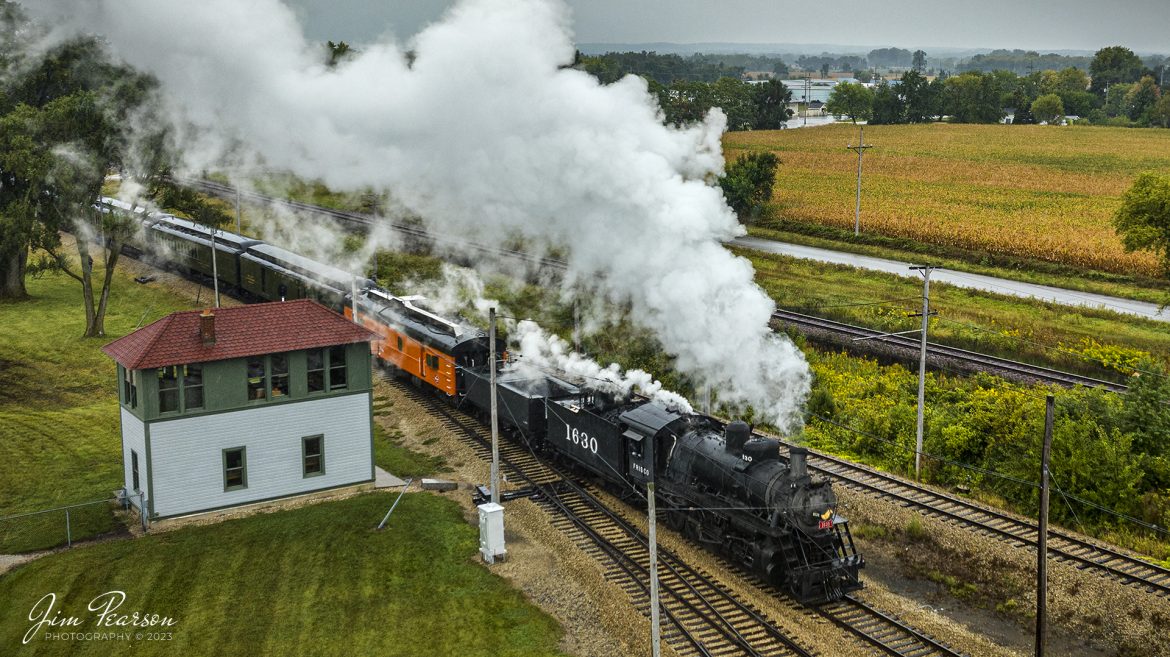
[284,0,1166,54]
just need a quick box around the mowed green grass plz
[0,264,444,552]
[0,493,568,657]
[0,265,200,550]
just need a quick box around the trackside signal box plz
[478,502,506,564]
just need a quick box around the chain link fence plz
[0,492,148,554]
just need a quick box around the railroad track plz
[185,179,1162,600]
[387,375,814,657]
[817,596,964,657]
[179,177,1124,394]
[771,309,1127,393]
[795,445,1170,599]
[385,373,974,657]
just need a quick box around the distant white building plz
[102,300,377,519]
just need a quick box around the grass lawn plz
[0,261,446,552]
[0,493,568,657]
[725,123,1170,278]
[742,247,1170,374]
[0,265,203,551]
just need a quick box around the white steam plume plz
[511,320,693,414]
[29,0,810,428]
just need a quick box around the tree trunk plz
[92,240,121,338]
[0,249,28,300]
[75,237,98,337]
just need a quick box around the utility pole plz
[909,265,937,480]
[210,227,220,308]
[1036,394,1054,657]
[647,481,661,657]
[235,185,242,234]
[846,125,872,236]
[803,76,810,126]
[573,299,581,354]
[351,276,359,323]
[489,307,500,505]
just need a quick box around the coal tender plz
[541,394,864,605]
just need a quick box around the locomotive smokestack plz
[725,420,750,452]
[789,446,808,479]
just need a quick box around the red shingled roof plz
[102,299,376,370]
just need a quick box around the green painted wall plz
[125,345,372,423]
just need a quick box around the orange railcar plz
[345,291,492,397]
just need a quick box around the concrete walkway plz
[374,467,406,488]
[732,236,1169,323]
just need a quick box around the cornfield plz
[725,123,1170,277]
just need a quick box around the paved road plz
[732,236,1170,323]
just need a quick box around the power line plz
[808,412,1170,537]
[808,412,1039,489]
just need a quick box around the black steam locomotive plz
[463,369,865,604]
[98,194,863,604]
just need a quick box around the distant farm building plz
[102,300,377,519]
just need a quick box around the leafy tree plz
[1040,67,1089,96]
[0,13,170,332]
[1089,45,1146,96]
[824,81,873,123]
[1103,82,1130,118]
[900,70,937,122]
[577,51,745,85]
[719,152,779,222]
[853,69,873,83]
[653,79,716,126]
[1118,360,1170,460]
[325,40,353,67]
[1059,90,1098,117]
[869,81,906,124]
[1008,91,1035,124]
[1030,93,1064,124]
[942,72,1003,123]
[867,47,912,69]
[752,79,793,129]
[710,76,755,130]
[1113,172,1170,273]
[1124,75,1160,123]
[912,50,926,73]
[1151,93,1170,128]
[956,49,1092,76]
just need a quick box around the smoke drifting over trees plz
[27,0,810,427]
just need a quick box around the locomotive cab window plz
[624,430,644,458]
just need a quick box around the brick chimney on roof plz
[200,309,216,346]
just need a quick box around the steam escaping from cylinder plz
[27,0,811,429]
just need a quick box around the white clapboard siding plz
[121,407,148,512]
[149,393,372,517]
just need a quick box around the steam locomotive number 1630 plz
[564,425,599,455]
